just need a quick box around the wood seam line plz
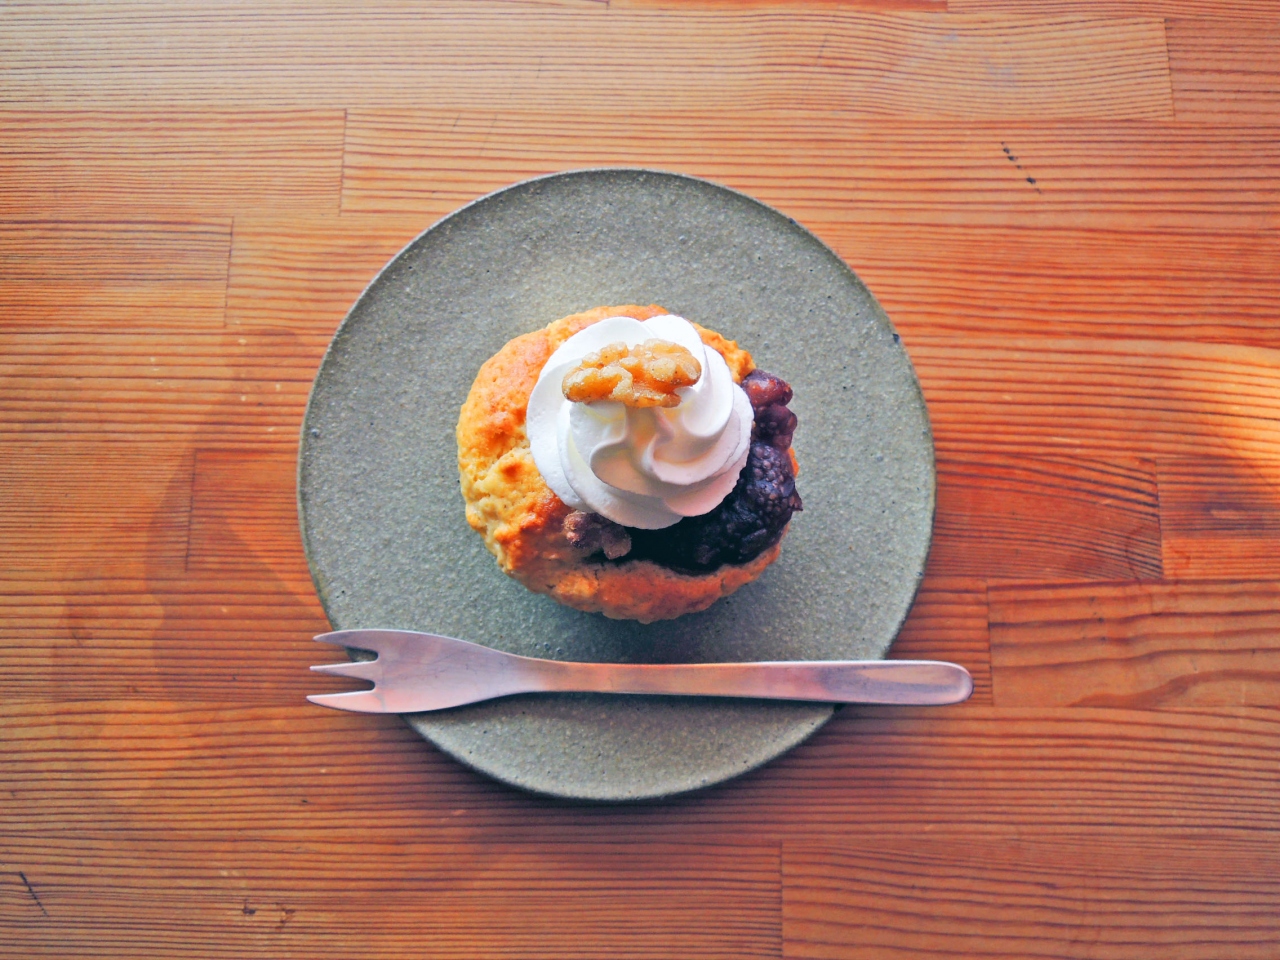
[1163,17,1179,122]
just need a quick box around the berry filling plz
[563,369,802,573]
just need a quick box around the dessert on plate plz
[457,304,801,623]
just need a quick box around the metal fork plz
[308,629,974,713]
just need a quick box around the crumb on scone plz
[563,510,633,560]
[457,304,779,624]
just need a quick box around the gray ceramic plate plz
[298,169,934,801]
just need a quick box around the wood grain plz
[0,7,1172,119]
[0,443,192,576]
[930,454,1162,581]
[230,216,1280,346]
[0,569,329,705]
[226,215,427,331]
[4,700,1279,838]
[0,837,781,959]
[816,221,1280,347]
[0,331,326,444]
[783,831,1280,959]
[623,0,944,10]
[188,449,305,575]
[0,220,229,281]
[955,0,1279,16]
[0,445,327,705]
[343,112,1279,228]
[0,220,230,332]
[911,333,1280,459]
[0,112,344,217]
[989,579,1280,708]
[1169,19,1280,121]
[1159,458,1280,580]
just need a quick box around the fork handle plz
[528,659,972,706]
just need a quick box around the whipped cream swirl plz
[527,314,753,530]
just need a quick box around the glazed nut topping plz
[562,339,701,408]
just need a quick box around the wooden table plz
[4,2,1278,956]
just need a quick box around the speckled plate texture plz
[298,169,935,801]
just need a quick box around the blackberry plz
[753,403,797,449]
[741,369,792,410]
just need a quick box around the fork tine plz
[314,630,385,650]
[306,691,387,713]
[309,660,380,679]
[314,631,409,663]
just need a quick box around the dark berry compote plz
[565,370,802,574]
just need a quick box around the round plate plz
[298,169,934,801]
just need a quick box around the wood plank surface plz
[912,334,1280,459]
[819,221,1280,347]
[344,112,1280,228]
[1169,19,1280,122]
[0,331,326,444]
[0,571,328,705]
[955,0,1280,16]
[226,215,427,331]
[3,3,1279,957]
[0,443,192,577]
[0,112,344,217]
[3,700,1279,837]
[783,831,1280,959]
[0,220,230,281]
[0,219,230,332]
[187,449,306,575]
[0,837,781,959]
[931,454,1162,581]
[0,7,1173,118]
[625,0,946,10]
[1159,457,1280,580]
[989,579,1280,708]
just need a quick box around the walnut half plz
[561,339,701,408]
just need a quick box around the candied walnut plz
[562,339,701,408]
[563,510,633,560]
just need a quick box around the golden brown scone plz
[457,304,781,623]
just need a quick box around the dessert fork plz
[308,629,974,713]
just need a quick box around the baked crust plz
[456,304,782,623]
